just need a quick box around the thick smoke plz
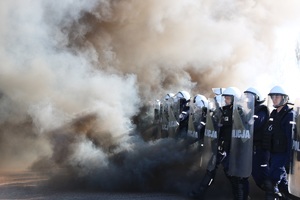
[1,0,300,196]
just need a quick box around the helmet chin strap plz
[273,104,281,108]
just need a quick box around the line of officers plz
[152,86,300,200]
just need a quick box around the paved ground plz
[0,170,267,200]
[0,170,235,200]
[0,187,190,200]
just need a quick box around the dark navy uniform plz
[196,107,207,142]
[252,104,270,190]
[177,98,190,138]
[263,104,293,199]
[220,105,250,200]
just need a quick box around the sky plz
[1,0,300,193]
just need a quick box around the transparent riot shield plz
[160,99,170,138]
[150,100,162,139]
[187,101,197,139]
[201,98,220,171]
[153,100,161,125]
[228,93,254,177]
[168,97,180,138]
[187,100,203,139]
[288,99,300,198]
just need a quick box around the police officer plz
[175,90,191,138]
[221,87,252,200]
[263,86,294,199]
[190,87,245,199]
[153,99,161,125]
[160,93,174,138]
[244,87,270,192]
[193,94,209,142]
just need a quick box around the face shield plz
[222,95,234,107]
[244,92,256,108]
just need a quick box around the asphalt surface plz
[0,187,190,200]
[0,170,263,200]
[0,170,190,200]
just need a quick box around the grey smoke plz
[1,0,300,196]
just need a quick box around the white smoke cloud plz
[77,0,300,101]
[68,136,109,177]
[0,0,140,170]
[1,0,300,188]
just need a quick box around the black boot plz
[264,181,287,200]
[278,187,292,200]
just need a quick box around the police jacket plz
[195,107,207,140]
[262,104,293,156]
[253,104,269,148]
[177,103,190,137]
[219,105,233,152]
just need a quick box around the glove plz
[216,149,226,164]
[248,117,254,125]
[179,113,184,121]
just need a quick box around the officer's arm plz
[284,112,294,162]
[254,110,268,131]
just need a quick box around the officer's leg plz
[189,169,216,199]
[241,178,250,200]
[222,156,249,200]
[278,172,292,200]
[273,163,291,199]
[252,149,270,191]
[227,175,249,200]
[264,178,288,200]
[189,149,226,199]
[264,178,275,200]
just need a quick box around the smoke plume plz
[1,0,300,196]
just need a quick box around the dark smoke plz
[1,0,300,199]
[29,113,203,194]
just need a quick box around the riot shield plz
[201,98,220,171]
[168,97,180,138]
[228,93,254,177]
[187,101,197,139]
[187,100,204,139]
[288,99,300,198]
[160,99,170,138]
[153,100,161,125]
[152,100,161,139]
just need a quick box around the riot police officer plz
[193,94,208,142]
[263,86,294,199]
[190,86,246,199]
[174,90,191,138]
[160,93,175,138]
[220,87,253,200]
[244,87,270,192]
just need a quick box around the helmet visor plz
[222,95,233,106]
[269,94,288,108]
